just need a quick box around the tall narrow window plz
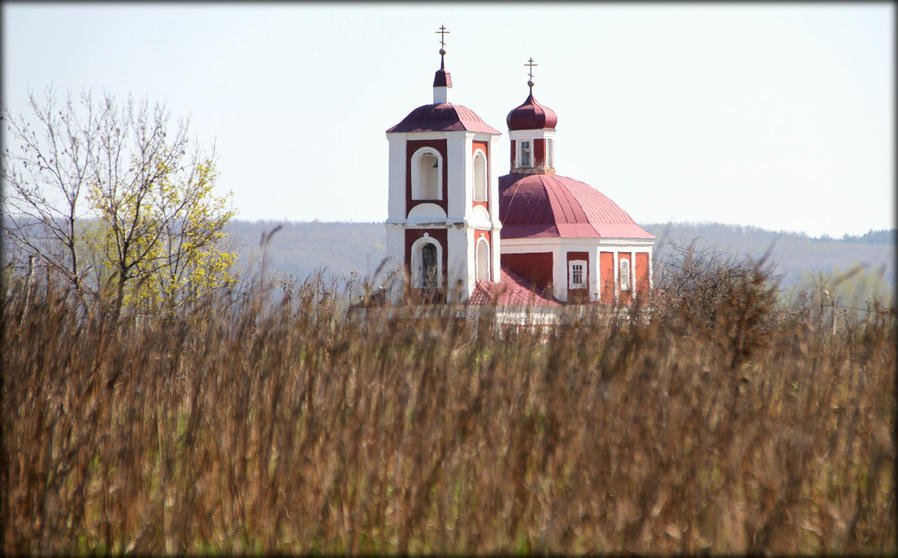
[422,243,438,288]
[619,258,630,291]
[520,141,531,167]
[546,138,554,168]
[473,151,487,202]
[476,238,490,281]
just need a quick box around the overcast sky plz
[3,2,893,237]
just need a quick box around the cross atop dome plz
[525,57,538,90]
[507,58,557,176]
[507,58,557,133]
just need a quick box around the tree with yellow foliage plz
[3,88,235,317]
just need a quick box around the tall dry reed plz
[2,255,895,554]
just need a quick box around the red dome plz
[498,173,654,240]
[387,103,500,134]
[506,91,557,131]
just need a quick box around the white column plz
[648,248,654,291]
[447,226,469,301]
[386,134,407,221]
[553,247,567,301]
[590,248,599,302]
[446,133,467,219]
[488,134,502,282]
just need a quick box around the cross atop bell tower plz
[385,26,503,302]
[436,25,449,66]
[433,25,452,103]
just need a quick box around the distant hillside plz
[643,222,895,288]
[224,221,387,284]
[224,220,895,291]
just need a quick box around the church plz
[385,30,654,306]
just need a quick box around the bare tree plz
[2,88,100,302]
[3,87,235,317]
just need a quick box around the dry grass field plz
[2,253,895,554]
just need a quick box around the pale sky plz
[3,2,893,237]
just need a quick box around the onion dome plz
[507,91,557,131]
[498,173,654,240]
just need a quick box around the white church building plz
[385,31,654,306]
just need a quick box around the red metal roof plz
[433,68,452,87]
[469,266,560,306]
[499,173,655,240]
[507,90,557,131]
[387,103,500,134]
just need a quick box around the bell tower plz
[385,27,502,302]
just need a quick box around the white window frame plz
[473,150,488,202]
[568,259,587,289]
[520,141,532,168]
[410,147,443,201]
[410,235,443,289]
[619,258,631,291]
[475,236,491,281]
[546,138,554,168]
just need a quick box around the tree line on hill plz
[221,220,894,301]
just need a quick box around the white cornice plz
[386,217,504,230]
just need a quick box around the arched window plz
[411,148,442,200]
[475,238,490,281]
[473,150,487,202]
[410,235,443,289]
[422,243,438,288]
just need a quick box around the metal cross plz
[436,25,450,49]
[525,57,538,89]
